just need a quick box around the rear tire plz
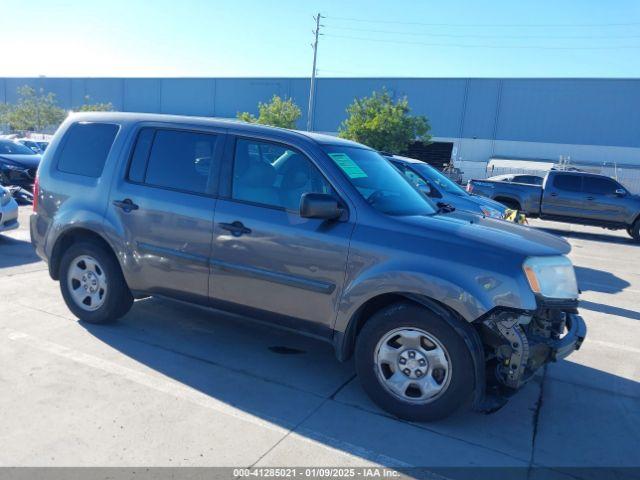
[628,220,640,242]
[59,241,133,324]
[355,302,474,422]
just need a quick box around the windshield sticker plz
[328,153,368,179]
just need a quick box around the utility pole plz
[307,13,323,131]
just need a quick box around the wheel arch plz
[493,195,522,210]
[333,292,486,410]
[49,227,120,281]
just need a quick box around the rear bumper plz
[30,213,47,260]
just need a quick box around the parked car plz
[16,139,45,154]
[31,113,586,421]
[0,139,41,189]
[468,170,640,241]
[0,185,19,233]
[385,154,507,219]
[485,173,544,186]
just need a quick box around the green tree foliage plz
[237,95,301,129]
[338,89,431,153]
[0,85,67,132]
[75,95,114,112]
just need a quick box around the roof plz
[67,111,366,148]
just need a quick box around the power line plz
[327,15,640,28]
[324,33,640,50]
[326,25,640,40]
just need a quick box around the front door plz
[209,137,354,338]
[108,126,225,303]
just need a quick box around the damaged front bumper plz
[479,300,586,393]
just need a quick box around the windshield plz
[0,140,37,155]
[410,163,467,197]
[322,145,436,216]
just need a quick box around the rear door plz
[108,125,225,304]
[209,136,354,338]
[541,173,584,219]
[581,176,627,224]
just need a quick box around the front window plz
[409,163,468,197]
[322,146,436,216]
[232,138,332,212]
[583,176,623,195]
[0,140,37,155]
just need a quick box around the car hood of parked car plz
[469,194,507,211]
[0,154,41,169]
[397,209,571,257]
[447,193,506,214]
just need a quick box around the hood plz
[470,194,508,212]
[443,192,506,215]
[396,210,571,257]
[0,154,41,169]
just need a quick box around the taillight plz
[33,174,39,211]
[466,182,473,193]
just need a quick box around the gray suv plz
[31,113,586,421]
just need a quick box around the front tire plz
[355,303,474,422]
[59,241,133,324]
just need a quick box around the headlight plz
[480,206,503,219]
[523,256,578,299]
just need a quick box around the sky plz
[2,0,640,78]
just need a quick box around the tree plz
[237,95,301,129]
[338,89,431,153]
[75,95,114,112]
[1,85,67,132]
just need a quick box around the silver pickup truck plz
[468,170,640,241]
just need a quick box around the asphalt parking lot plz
[1,206,638,477]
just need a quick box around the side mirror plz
[615,188,626,197]
[300,193,342,220]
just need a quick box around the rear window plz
[553,174,582,192]
[513,175,543,186]
[57,123,119,177]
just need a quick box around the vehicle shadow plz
[579,300,640,322]
[0,236,41,269]
[537,226,636,246]
[574,266,630,294]
[79,296,640,472]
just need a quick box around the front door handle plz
[113,198,139,212]
[219,221,251,237]
[550,192,558,197]
[586,196,595,201]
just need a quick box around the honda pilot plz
[31,113,586,421]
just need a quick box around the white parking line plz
[5,329,414,469]
[587,339,640,356]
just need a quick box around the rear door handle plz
[586,196,594,201]
[113,198,139,212]
[219,221,251,237]
[550,192,558,197]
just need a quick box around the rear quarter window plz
[57,122,119,178]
